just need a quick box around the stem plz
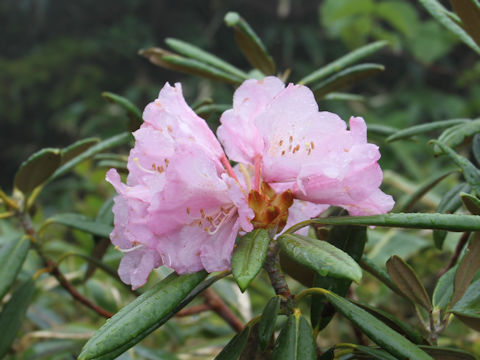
[436,232,470,279]
[263,240,291,299]
[203,288,244,332]
[19,212,113,318]
[176,303,210,317]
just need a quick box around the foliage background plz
[1,0,480,358]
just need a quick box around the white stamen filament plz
[115,244,144,253]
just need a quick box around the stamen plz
[221,155,239,182]
[115,244,144,253]
[238,163,252,191]
[133,158,156,174]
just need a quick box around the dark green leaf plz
[366,124,400,137]
[258,296,281,350]
[102,92,143,132]
[472,134,480,165]
[452,232,480,305]
[0,235,30,300]
[232,229,270,292]
[195,104,231,117]
[0,279,35,358]
[419,0,480,55]
[278,233,362,283]
[215,326,251,360]
[51,132,132,181]
[450,0,480,47]
[287,213,480,233]
[433,266,456,311]
[386,119,469,143]
[271,313,316,360]
[322,92,365,102]
[386,255,432,311]
[435,119,480,154]
[224,12,275,75]
[351,345,398,360]
[460,192,480,215]
[165,38,248,79]
[433,183,470,249]
[420,345,477,360]
[44,213,113,238]
[319,289,433,360]
[299,40,388,85]
[61,138,100,165]
[451,279,480,331]
[78,271,208,360]
[14,148,61,194]
[313,63,384,99]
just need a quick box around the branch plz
[436,231,470,279]
[203,288,244,332]
[263,240,291,298]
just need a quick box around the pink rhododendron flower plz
[107,77,394,289]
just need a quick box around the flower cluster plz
[107,77,394,289]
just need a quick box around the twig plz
[202,288,244,332]
[19,212,113,319]
[176,304,210,317]
[436,232,470,279]
[263,240,291,299]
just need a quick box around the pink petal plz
[118,247,162,290]
[343,188,395,216]
[282,200,329,236]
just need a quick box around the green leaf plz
[366,124,400,137]
[420,345,477,360]
[14,148,62,195]
[0,279,35,358]
[386,255,432,311]
[214,326,251,360]
[433,183,470,249]
[472,134,480,165]
[195,104,231,118]
[452,232,480,305]
[79,271,208,360]
[433,266,456,310]
[359,255,404,298]
[43,213,113,238]
[61,138,100,165]
[351,345,398,360]
[386,119,469,143]
[311,225,366,331]
[51,132,132,181]
[231,229,270,292]
[312,63,384,99]
[102,92,143,132]
[299,40,388,85]
[258,296,281,350]
[435,119,480,153]
[0,235,30,300]
[271,312,316,360]
[395,171,455,212]
[450,0,480,47]
[288,213,480,233]
[451,279,480,331]
[278,234,362,283]
[165,38,248,79]
[322,92,365,102]
[418,0,480,55]
[460,192,480,215]
[318,289,433,360]
[224,12,275,75]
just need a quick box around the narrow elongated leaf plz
[313,63,384,99]
[258,296,281,350]
[0,235,30,300]
[433,183,470,249]
[433,266,456,310]
[231,229,270,291]
[366,124,399,137]
[319,289,433,360]
[51,132,132,181]
[395,171,455,212]
[61,138,100,165]
[450,0,480,47]
[102,92,143,131]
[224,12,275,75]
[271,313,316,360]
[386,119,469,143]
[215,326,251,360]
[418,0,480,55]
[451,279,480,331]
[299,40,388,85]
[311,225,366,330]
[165,38,248,79]
[14,148,61,194]
[351,345,398,360]
[435,119,480,153]
[79,272,208,360]
[460,192,480,215]
[473,134,480,165]
[452,233,480,305]
[287,213,480,233]
[323,92,365,102]
[420,345,477,360]
[44,213,113,238]
[0,279,35,358]
[278,234,362,283]
[386,255,432,311]
[195,104,231,117]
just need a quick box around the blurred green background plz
[2,0,480,191]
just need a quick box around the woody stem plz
[263,239,291,299]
